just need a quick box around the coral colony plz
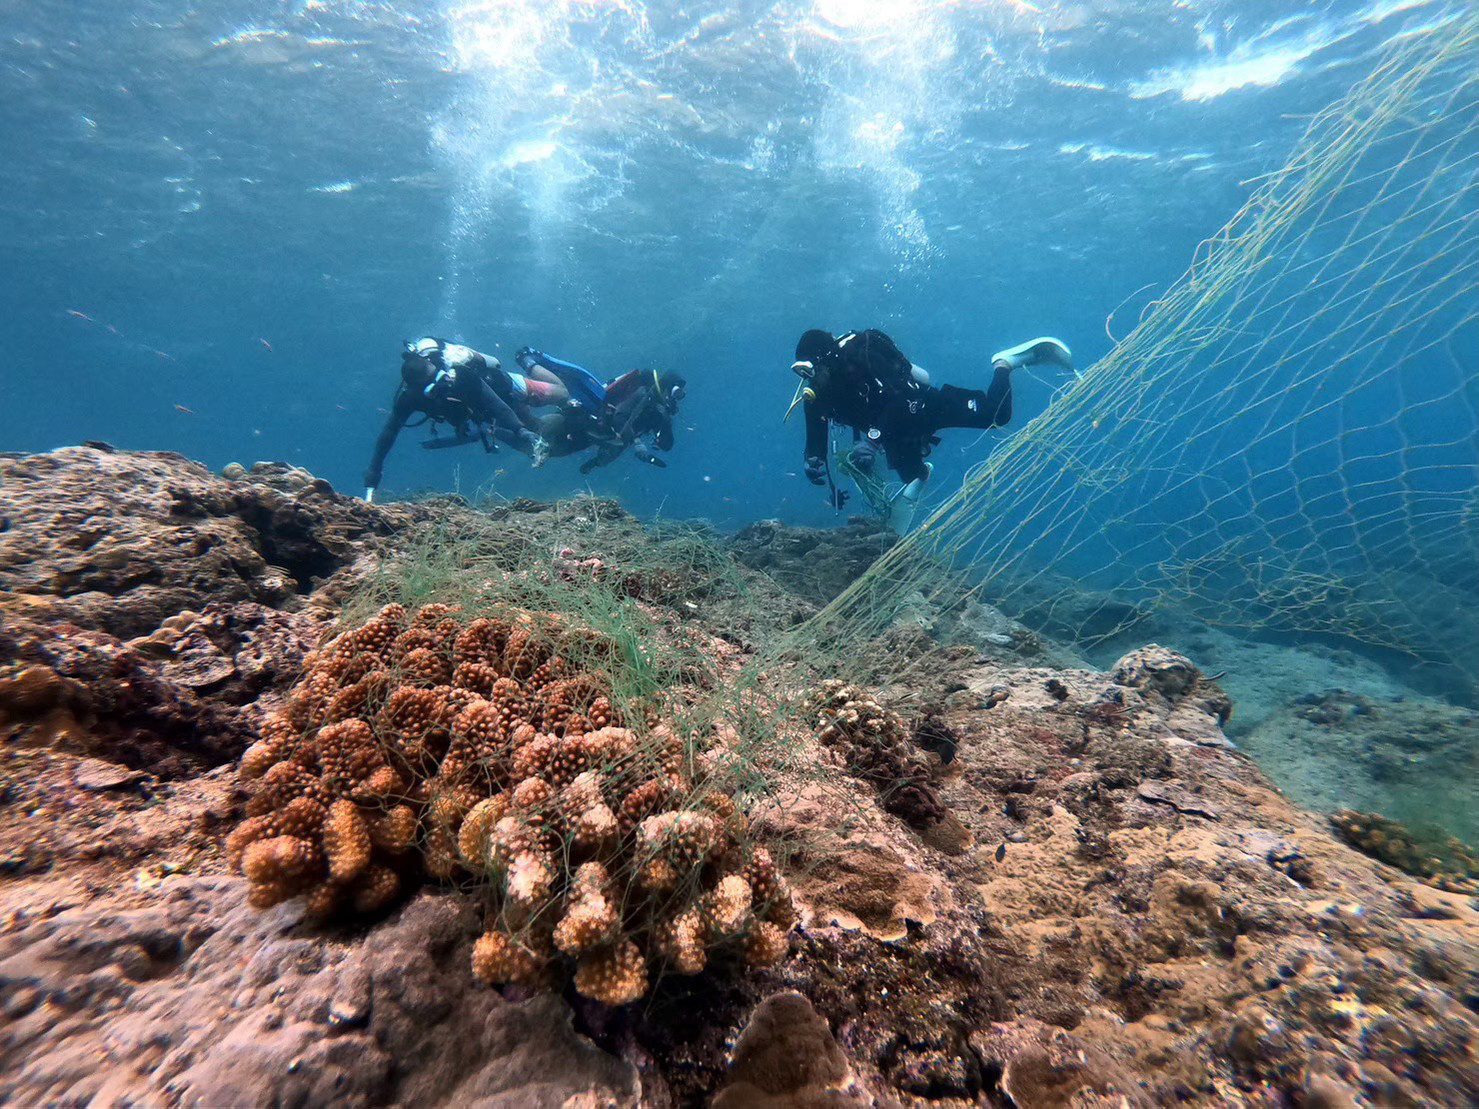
[229,602,795,1004]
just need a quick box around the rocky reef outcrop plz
[1,447,1475,1107]
[728,517,896,605]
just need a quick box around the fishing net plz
[801,10,1479,701]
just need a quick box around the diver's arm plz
[579,442,627,474]
[632,433,667,468]
[653,409,675,453]
[365,389,417,495]
[467,372,540,435]
[802,397,829,483]
[611,397,647,444]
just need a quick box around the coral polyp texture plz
[230,602,795,1005]
[1330,809,1478,894]
[809,679,947,831]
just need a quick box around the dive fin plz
[520,350,608,411]
[991,336,1074,375]
[885,463,932,535]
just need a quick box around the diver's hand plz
[804,456,828,486]
[851,443,876,473]
[529,436,550,469]
[634,443,666,468]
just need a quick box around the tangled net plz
[802,11,1479,700]
[229,602,795,1005]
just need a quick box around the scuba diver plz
[363,337,554,502]
[517,349,686,475]
[787,329,1073,532]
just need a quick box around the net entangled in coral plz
[229,602,796,1006]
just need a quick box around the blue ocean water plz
[1,0,1457,531]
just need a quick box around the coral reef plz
[230,601,796,1004]
[711,992,855,1106]
[808,679,947,831]
[0,446,407,639]
[3,449,1476,1108]
[728,518,895,606]
[1330,809,1478,894]
[0,609,316,776]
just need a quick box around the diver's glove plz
[633,442,667,468]
[850,443,876,473]
[527,434,550,469]
[804,456,828,486]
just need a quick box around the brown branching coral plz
[230,601,797,1006]
[809,679,948,831]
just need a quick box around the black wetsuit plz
[540,369,680,474]
[801,329,1012,484]
[364,345,539,489]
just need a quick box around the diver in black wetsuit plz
[520,351,687,475]
[789,328,1072,530]
[362,338,549,502]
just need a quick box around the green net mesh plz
[801,11,1479,701]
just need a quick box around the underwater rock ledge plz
[0,445,1475,1107]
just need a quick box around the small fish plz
[105,324,120,335]
[785,471,798,478]
[685,425,696,432]
[154,350,174,361]
[259,338,274,353]
[493,468,507,479]
[995,843,1007,862]
[703,475,712,483]
[335,404,348,411]
[722,496,733,503]
[174,404,194,415]
[66,309,93,321]
[252,428,262,437]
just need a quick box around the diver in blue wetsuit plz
[517,349,686,474]
[363,338,552,502]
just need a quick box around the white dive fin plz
[364,486,376,504]
[991,336,1074,374]
[885,464,932,535]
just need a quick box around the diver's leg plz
[924,367,1013,431]
[492,424,550,466]
[536,411,583,458]
[516,349,607,411]
[881,439,931,534]
[510,370,570,407]
[524,367,571,402]
[883,439,930,485]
